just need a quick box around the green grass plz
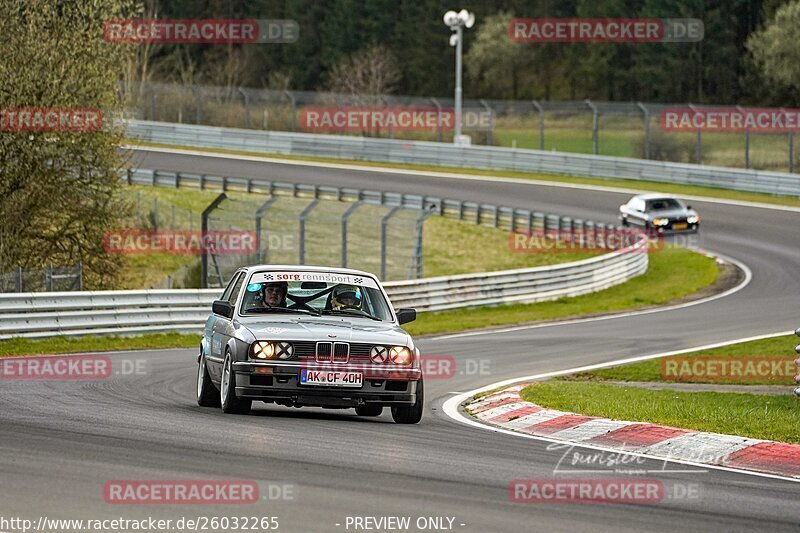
[405,246,718,336]
[520,381,800,443]
[129,140,800,208]
[566,334,797,386]
[0,333,201,357]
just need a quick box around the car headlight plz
[652,218,670,226]
[250,341,275,359]
[370,345,389,363]
[275,341,294,360]
[389,346,413,366]
[687,215,700,224]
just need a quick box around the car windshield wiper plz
[321,309,383,321]
[245,306,321,316]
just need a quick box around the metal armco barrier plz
[0,238,646,339]
[127,121,800,197]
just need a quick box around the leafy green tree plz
[0,0,138,288]
[747,0,800,91]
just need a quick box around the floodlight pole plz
[454,24,463,140]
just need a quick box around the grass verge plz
[520,381,800,443]
[566,334,797,386]
[129,140,800,208]
[0,333,201,358]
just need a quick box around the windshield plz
[239,270,393,321]
[646,198,684,211]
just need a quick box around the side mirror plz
[396,308,417,325]
[212,299,234,319]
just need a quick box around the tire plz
[355,404,383,417]
[220,352,251,415]
[621,217,629,227]
[196,351,220,407]
[391,378,423,424]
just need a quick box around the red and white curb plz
[464,385,800,479]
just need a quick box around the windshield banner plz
[249,271,380,289]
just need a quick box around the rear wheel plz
[221,352,251,415]
[355,404,383,417]
[391,378,423,424]
[196,352,220,407]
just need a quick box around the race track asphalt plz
[1,149,798,532]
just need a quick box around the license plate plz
[673,223,688,230]
[300,369,363,388]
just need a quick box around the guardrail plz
[127,120,800,197]
[0,238,646,339]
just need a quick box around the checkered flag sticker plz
[265,274,274,280]
[353,277,363,284]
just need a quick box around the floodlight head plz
[465,12,475,28]
[443,10,459,27]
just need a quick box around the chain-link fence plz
[126,82,800,172]
[0,264,82,293]
[200,192,426,288]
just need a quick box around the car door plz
[207,271,246,381]
[628,198,648,227]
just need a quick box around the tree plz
[325,44,401,97]
[0,0,138,288]
[747,0,800,91]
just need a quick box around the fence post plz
[285,90,297,132]
[532,100,544,150]
[480,99,493,145]
[15,266,22,292]
[411,207,435,279]
[46,263,53,291]
[239,88,251,129]
[380,206,402,280]
[255,196,278,263]
[193,85,203,124]
[737,105,749,169]
[201,193,227,288]
[585,99,599,154]
[298,199,320,265]
[341,201,362,268]
[430,98,444,142]
[789,131,795,174]
[76,262,83,291]
[637,102,650,159]
[688,103,702,163]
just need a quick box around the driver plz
[331,284,362,311]
[262,281,288,307]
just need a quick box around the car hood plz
[648,207,694,219]
[237,316,411,345]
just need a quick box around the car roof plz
[633,193,682,201]
[239,264,377,278]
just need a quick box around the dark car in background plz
[619,193,701,233]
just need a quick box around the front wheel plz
[220,352,251,415]
[391,378,423,424]
[197,352,220,407]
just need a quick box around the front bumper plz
[232,360,421,408]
